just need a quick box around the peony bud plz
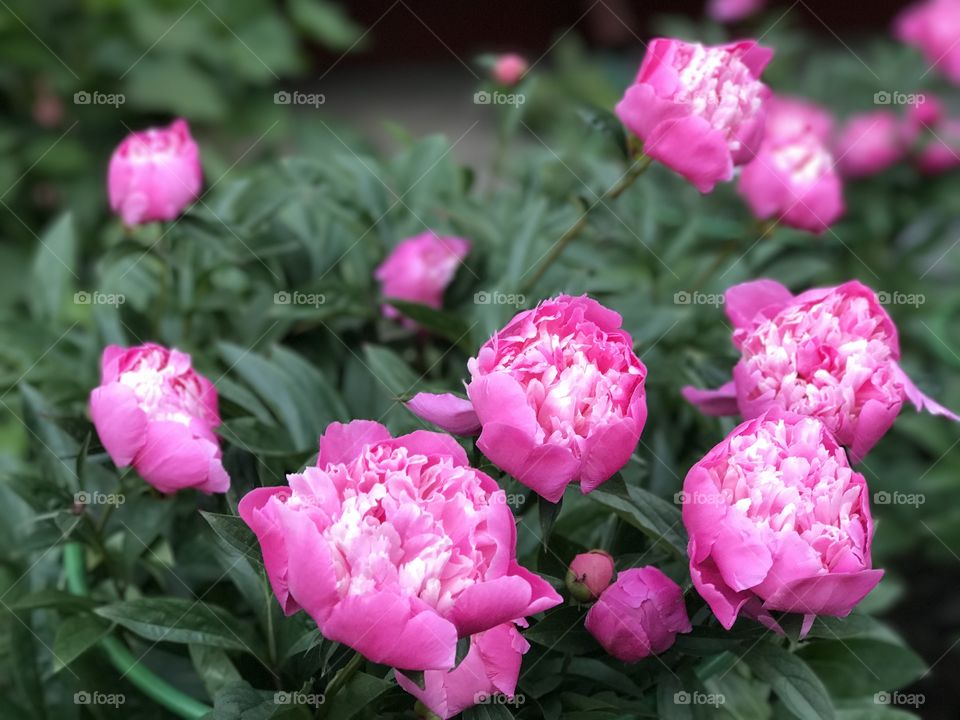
[566,550,616,601]
[492,53,528,86]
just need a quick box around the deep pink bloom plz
[739,97,844,233]
[107,119,202,226]
[585,567,691,661]
[89,344,228,494]
[895,0,960,84]
[707,0,766,23]
[492,53,528,86]
[683,280,958,462]
[374,231,470,323]
[905,96,960,173]
[683,410,882,631]
[615,38,773,192]
[238,420,560,671]
[407,295,647,503]
[835,112,905,178]
[566,550,616,601]
[396,622,529,719]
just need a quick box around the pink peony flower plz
[238,420,561,671]
[107,118,202,226]
[835,112,905,178]
[682,409,883,631]
[566,550,616,601]
[89,344,228,494]
[407,295,647,503]
[396,622,529,719]
[492,53,528,86]
[615,38,773,192]
[895,0,960,84]
[739,97,844,233]
[683,279,958,462]
[905,96,960,174]
[374,231,471,323]
[585,567,691,661]
[707,0,766,23]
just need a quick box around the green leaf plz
[324,672,392,720]
[7,589,95,613]
[798,638,927,698]
[95,598,259,655]
[362,344,422,399]
[588,475,687,556]
[384,300,473,348]
[289,0,364,50]
[30,212,76,323]
[744,642,835,720]
[52,614,111,672]
[538,494,563,548]
[189,644,242,697]
[200,511,263,565]
[462,704,517,720]
[524,606,598,655]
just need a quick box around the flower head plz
[835,112,904,178]
[492,53,528,86]
[566,550,616,601]
[895,0,960,84]
[707,0,766,23]
[683,410,882,630]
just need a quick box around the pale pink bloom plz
[615,38,773,192]
[492,53,528,86]
[895,0,960,84]
[396,622,529,719]
[585,567,691,661]
[707,0,766,23]
[407,295,647,503]
[683,280,958,462]
[89,344,228,494]
[107,119,202,226]
[566,550,616,601]
[683,410,882,632]
[374,231,470,323]
[835,112,905,178]
[739,97,844,233]
[238,420,560,671]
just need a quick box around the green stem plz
[318,651,364,717]
[63,543,212,720]
[521,154,653,293]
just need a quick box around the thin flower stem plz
[318,651,365,718]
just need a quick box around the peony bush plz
[2,4,958,720]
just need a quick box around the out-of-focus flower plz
[107,118,202,226]
[905,96,960,174]
[615,38,773,192]
[238,420,561,671]
[739,97,844,233]
[895,0,960,84]
[683,279,958,462]
[566,550,616,601]
[407,295,647,503]
[707,0,766,23]
[374,231,470,324]
[835,112,905,178]
[683,409,882,632]
[585,567,691,661]
[492,53,528,86]
[89,343,228,494]
[396,622,529,719]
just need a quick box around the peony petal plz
[406,392,481,435]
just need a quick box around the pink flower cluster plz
[89,344,228,494]
[895,0,960,84]
[408,295,648,503]
[684,279,958,462]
